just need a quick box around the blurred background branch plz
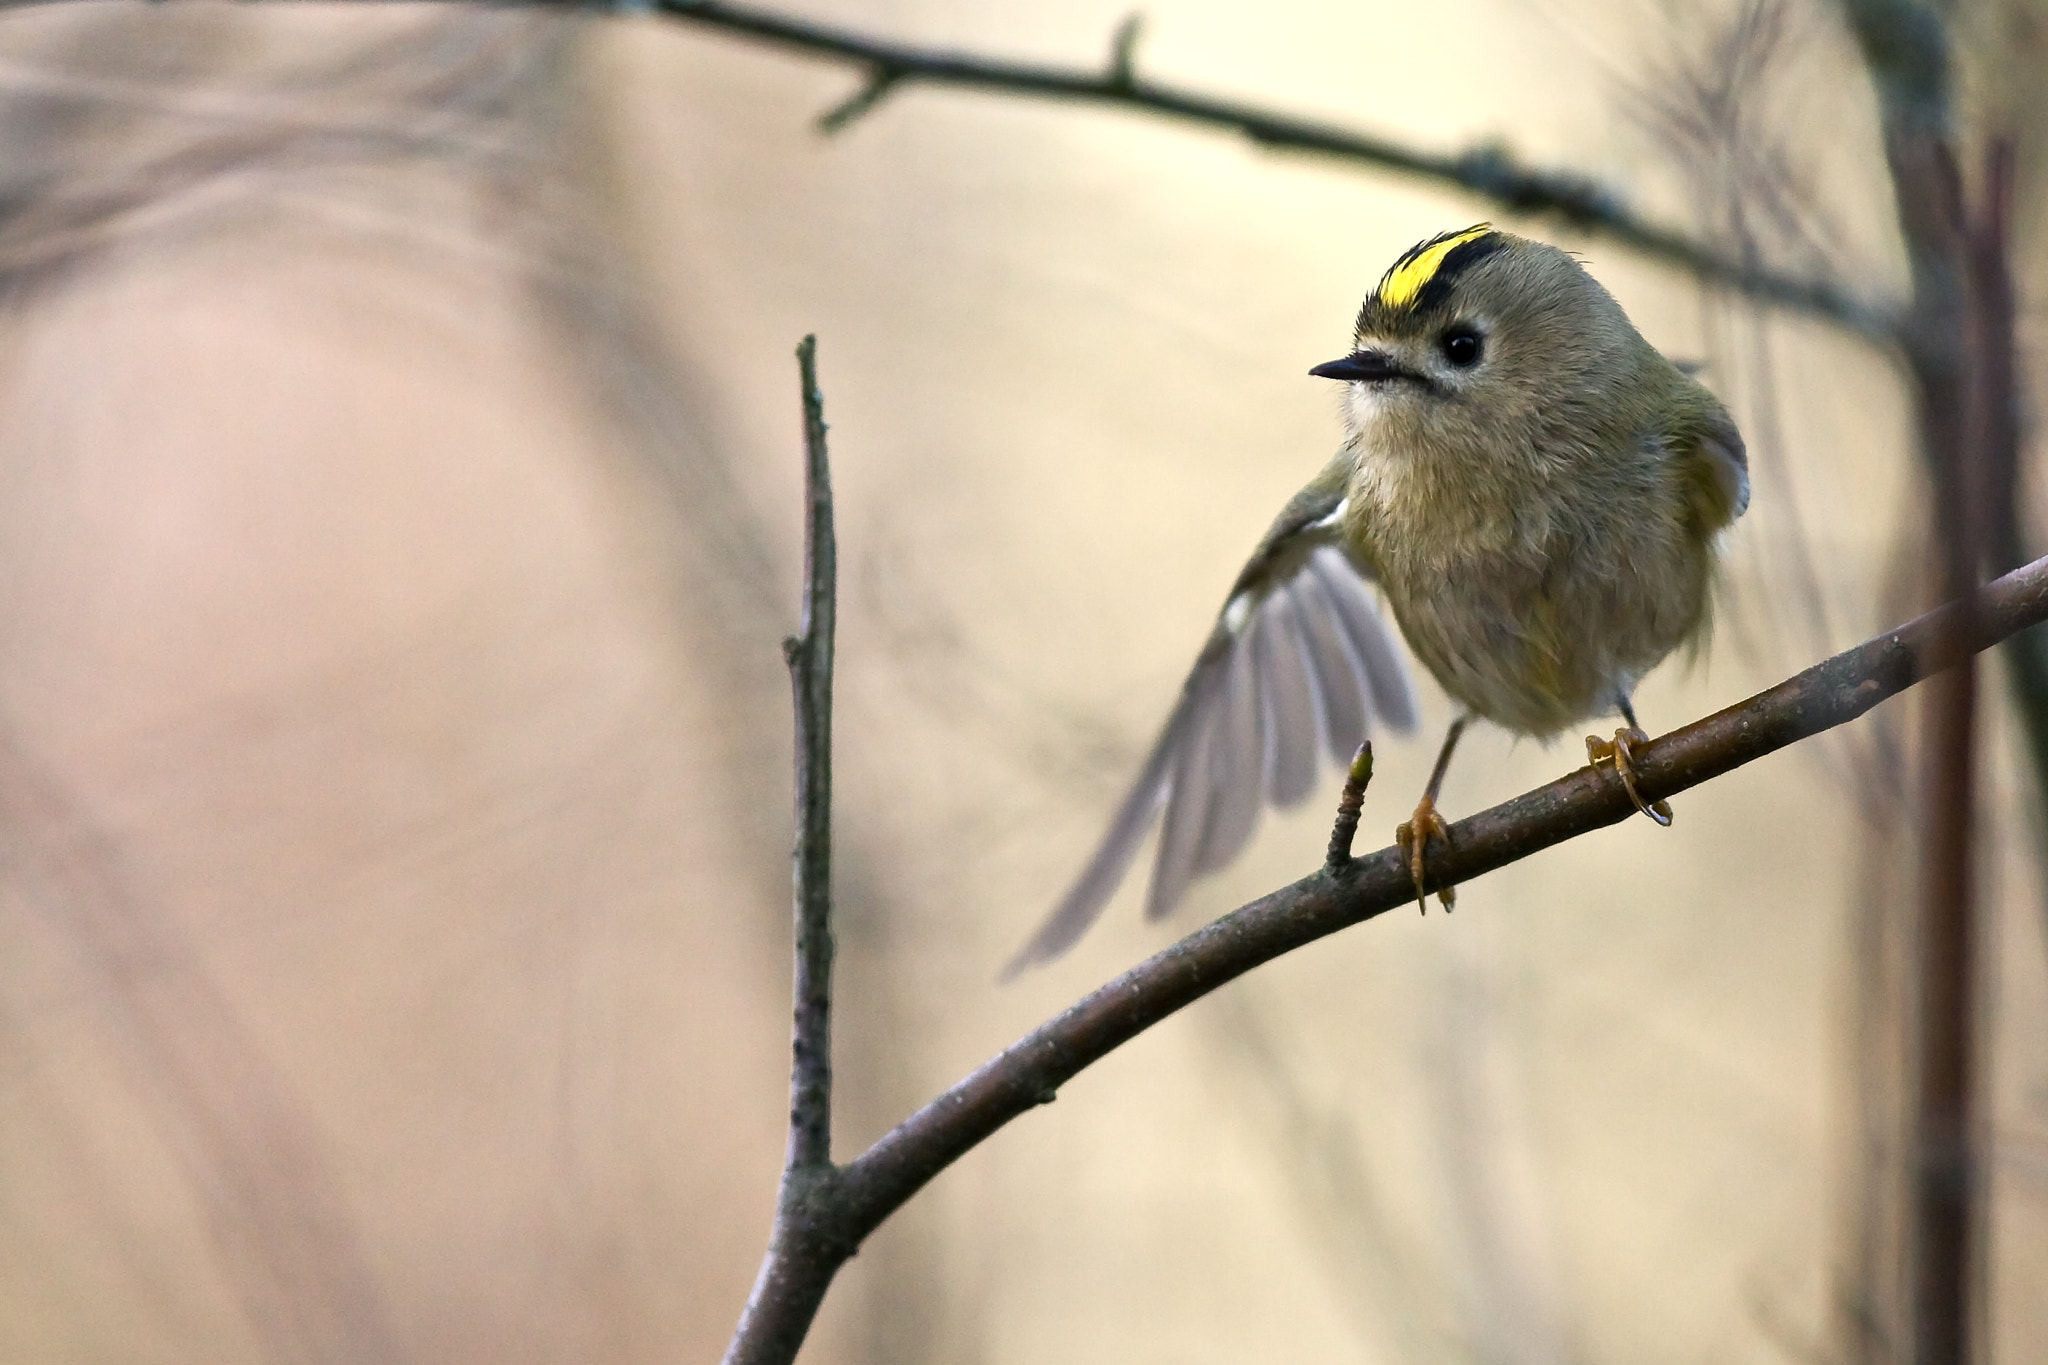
[1838,4,2022,1359]
[647,0,1894,339]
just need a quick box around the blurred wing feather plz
[1291,566,1371,764]
[1000,678,1200,974]
[1310,546,1419,731]
[1255,591,1323,809]
[1005,466,1419,974]
[1192,636,1265,881]
[1145,665,1221,923]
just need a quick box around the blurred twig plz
[1624,0,1848,673]
[0,731,404,1365]
[1838,5,2023,1358]
[646,0,1893,340]
[1200,989,1443,1363]
[725,517,2048,1363]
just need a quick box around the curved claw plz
[1395,795,1456,914]
[1585,728,1674,826]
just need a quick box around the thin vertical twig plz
[786,333,837,1176]
[1898,133,1990,1365]
[724,335,843,1365]
[1324,742,1373,868]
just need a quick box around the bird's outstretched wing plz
[1005,455,1417,976]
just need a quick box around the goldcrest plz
[1009,225,1748,972]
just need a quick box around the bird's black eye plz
[1441,327,1483,367]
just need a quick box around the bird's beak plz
[1309,349,1410,382]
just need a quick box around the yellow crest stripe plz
[1377,224,1494,310]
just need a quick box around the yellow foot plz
[1585,727,1674,826]
[1395,794,1456,914]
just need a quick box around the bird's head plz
[1311,225,1642,456]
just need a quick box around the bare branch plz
[1106,12,1143,91]
[649,0,1894,341]
[724,335,841,1365]
[1914,655,1979,1365]
[724,549,2048,1365]
[817,67,902,134]
[783,332,837,1174]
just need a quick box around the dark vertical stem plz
[1971,139,2048,846]
[1911,321,1975,1361]
[1974,143,2019,577]
[1902,134,1996,1365]
[1837,7,1988,1351]
[1908,140,2018,1365]
[724,335,845,1365]
[786,333,837,1175]
[1843,53,2048,1363]
[1914,659,1975,1365]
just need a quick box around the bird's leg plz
[1396,715,1468,914]
[1585,696,1674,826]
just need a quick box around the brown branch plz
[725,336,841,1365]
[648,0,1894,341]
[724,550,2048,1365]
[1840,7,2012,1358]
[1901,137,2013,1365]
[1915,658,1979,1365]
[1965,137,2048,850]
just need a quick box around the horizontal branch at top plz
[650,0,1896,342]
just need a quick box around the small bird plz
[1008,225,1747,973]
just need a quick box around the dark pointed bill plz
[1308,349,1411,382]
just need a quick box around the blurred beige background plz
[0,1,2040,1362]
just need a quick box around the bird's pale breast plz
[1343,431,1714,736]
